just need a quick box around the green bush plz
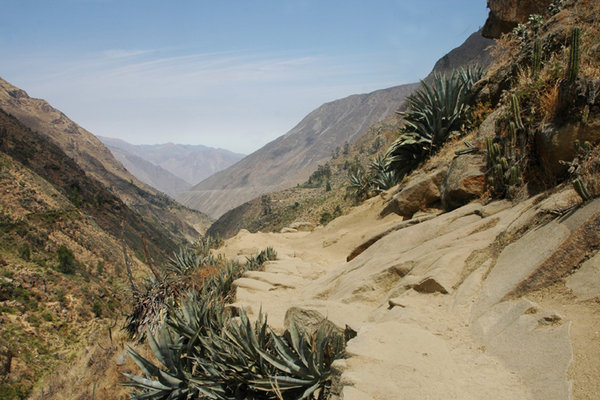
[56,245,76,274]
[19,244,31,261]
[92,301,102,318]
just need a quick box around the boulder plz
[441,154,486,210]
[566,251,600,301]
[380,168,447,219]
[289,222,314,232]
[283,307,345,338]
[483,0,553,39]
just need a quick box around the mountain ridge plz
[98,136,245,187]
[178,82,420,218]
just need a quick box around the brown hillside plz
[0,78,212,240]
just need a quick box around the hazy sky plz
[1,1,488,154]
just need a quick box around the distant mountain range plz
[98,137,245,197]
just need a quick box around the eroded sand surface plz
[218,191,600,400]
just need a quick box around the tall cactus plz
[567,27,581,83]
[532,39,542,79]
[573,178,590,201]
[511,94,524,130]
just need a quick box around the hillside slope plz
[0,78,212,239]
[177,83,420,218]
[426,29,494,77]
[0,110,162,397]
[98,137,245,187]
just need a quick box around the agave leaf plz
[127,346,162,378]
[299,381,322,399]
[256,346,302,375]
[251,375,314,391]
[157,369,183,387]
[287,317,306,364]
[270,329,299,363]
[121,373,172,390]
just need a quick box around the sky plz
[1,1,489,154]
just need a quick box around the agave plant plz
[385,131,431,178]
[125,300,345,399]
[369,152,400,193]
[123,246,344,399]
[387,66,483,179]
[252,317,345,399]
[168,246,216,276]
[346,167,371,202]
[123,327,226,400]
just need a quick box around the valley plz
[1,0,600,399]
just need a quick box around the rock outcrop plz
[483,0,554,38]
[441,154,487,210]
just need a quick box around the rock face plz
[483,0,553,39]
[427,29,495,76]
[441,154,487,210]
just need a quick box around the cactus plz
[508,166,521,186]
[573,178,590,201]
[532,39,542,79]
[511,94,524,130]
[582,105,589,124]
[508,121,517,147]
[567,27,581,83]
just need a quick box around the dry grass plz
[27,322,148,400]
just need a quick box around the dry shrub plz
[539,81,561,123]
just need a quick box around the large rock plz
[441,154,487,210]
[380,168,447,219]
[283,307,345,338]
[483,0,553,39]
[536,120,600,178]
